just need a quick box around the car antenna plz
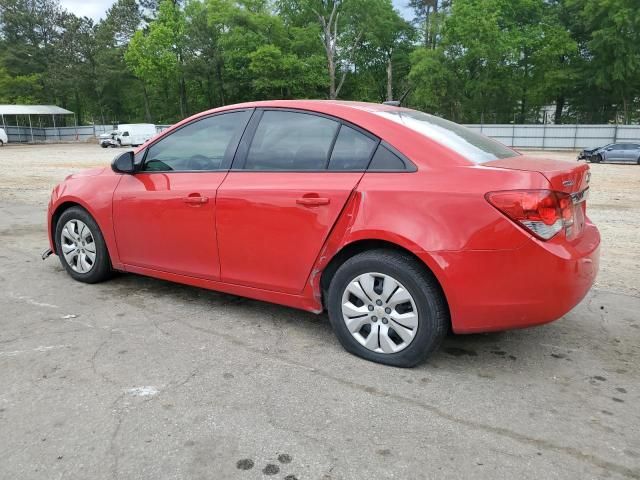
[382,87,412,107]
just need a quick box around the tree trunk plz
[328,54,336,99]
[386,55,393,101]
[315,3,340,99]
[142,82,153,123]
[430,1,438,49]
[554,96,565,124]
[215,57,225,106]
[178,73,188,118]
[424,5,431,47]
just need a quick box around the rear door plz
[216,109,379,294]
[606,144,624,161]
[623,144,639,163]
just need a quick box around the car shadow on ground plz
[87,269,551,371]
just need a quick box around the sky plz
[59,0,413,22]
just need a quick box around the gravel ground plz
[0,143,639,479]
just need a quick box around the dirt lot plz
[1,143,639,479]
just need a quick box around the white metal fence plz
[464,124,640,150]
[3,124,170,144]
[3,122,640,150]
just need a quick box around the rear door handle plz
[183,195,209,205]
[296,197,330,206]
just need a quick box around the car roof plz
[143,100,473,168]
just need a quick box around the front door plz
[216,110,379,294]
[113,110,252,280]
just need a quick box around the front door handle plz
[183,195,209,205]
[296,196,330,207]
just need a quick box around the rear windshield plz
[376,109,519,163]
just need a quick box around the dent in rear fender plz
[305,174,534,309]
[306,190,451,299]
[49,174,123,269]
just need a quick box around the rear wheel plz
[0,140,4,147]
[54,207,112,283]
[327,249,448,367]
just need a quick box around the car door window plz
[328,125,378,171]
[244,111,339,170]
[144,110,251,172]
[368,144,409,170]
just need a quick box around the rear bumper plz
[427,223,600,333]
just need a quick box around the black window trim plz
[137,107,255,173]
[229,107,415,173]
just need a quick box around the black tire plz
[0,140,4,147]
[54,206,112,284]
[327,249,449,367]
[594,154,602,163]
[100,143,108,148]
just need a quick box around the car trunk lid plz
[485,156,591,194]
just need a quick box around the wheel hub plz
[341,272,419,354]
[60,219,97,274]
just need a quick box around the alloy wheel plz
[60,219,97,273]
[341,272,419,354]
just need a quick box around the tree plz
[126,0,188,120]
[409,0,575,123]
[572,0,640,123]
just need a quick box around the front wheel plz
[594,154,603,163]
[327,249,449,367]
[54,207,112,283]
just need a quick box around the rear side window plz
[328,125,378,170]
[244,111,339,170]
[368,145,407,170]
[144,110,251,171]
[376,109,518,164]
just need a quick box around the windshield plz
[376,109,519,163]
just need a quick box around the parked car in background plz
[0,127,7,146]
[578,143,640,164]
[99,124,156,148]
[99,130,119,148]
[45,100,600,367]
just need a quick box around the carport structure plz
[0,104,75,142]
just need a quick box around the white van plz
[0,128,7,146]
[99,124,156,148]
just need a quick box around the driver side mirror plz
[111,151,136,174]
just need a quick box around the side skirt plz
[122,264,323,313]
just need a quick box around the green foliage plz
[0,0,638,124]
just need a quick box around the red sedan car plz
[45,100,600,367]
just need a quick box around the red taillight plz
[486,190,575,240]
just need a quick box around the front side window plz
[328,125,378,171]
[144,110,251,172]
[244,111,339,170]
[376,109,519,164]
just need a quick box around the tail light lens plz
[486,190,575,240]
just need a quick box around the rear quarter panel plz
[307,164,553,320]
